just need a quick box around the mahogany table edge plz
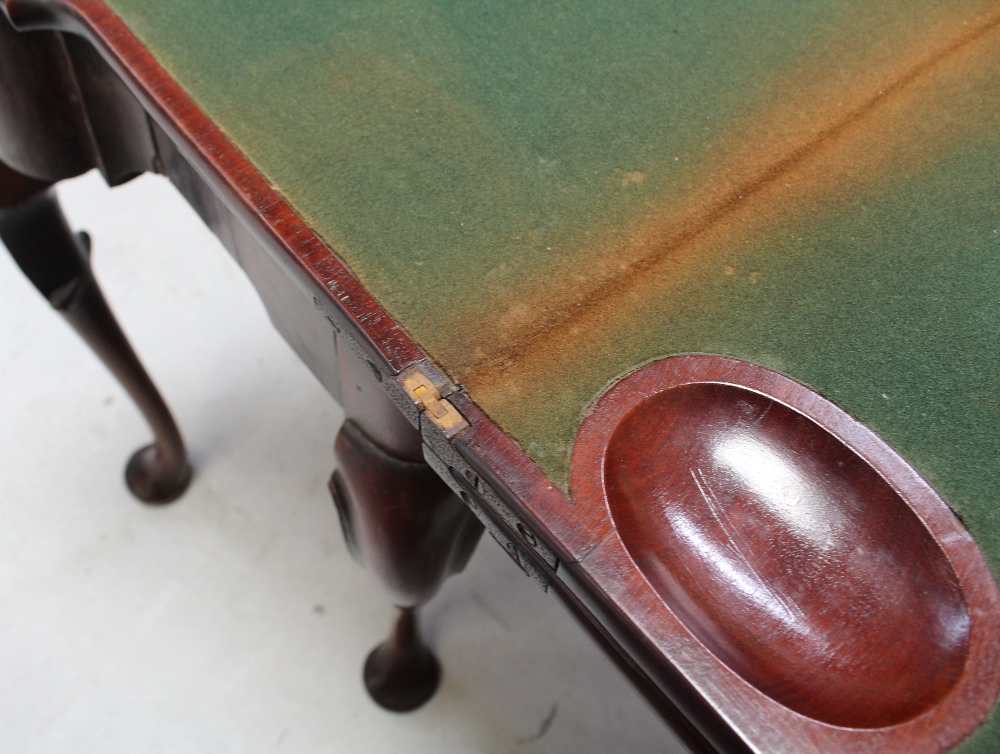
[2,2,997,753]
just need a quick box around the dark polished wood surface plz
[606,380,967,729]
[329,347,483,710]
[571,355,1000,752]
[0,185,190,503]
[2,2,999,752]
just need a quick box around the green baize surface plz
[102,1,1000,749]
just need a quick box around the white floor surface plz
[0,172,685,754]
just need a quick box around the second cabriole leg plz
[0,186,191,503]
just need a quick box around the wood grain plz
[5,3,998,750]
[3,0,424,374]
[571,355,1000,752]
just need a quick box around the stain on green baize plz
[101,1,999,747]
[103,0,882,339]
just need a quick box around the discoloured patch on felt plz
[103,0,878,339]
[102,6,1000,738]
[96,0,1000,744]
[455,7,1000,388]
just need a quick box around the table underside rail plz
[6,5,999,751]
[153,125,729,753]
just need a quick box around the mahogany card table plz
[2,1,999,751]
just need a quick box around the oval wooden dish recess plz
[570,354,1000,753]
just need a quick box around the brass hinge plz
[400,366,468,436]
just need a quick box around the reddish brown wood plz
[331,419,482,609]
[59,31,157,185]
[330,420,482,710]
[451,392,744,754]
[3,0,476,714]
[0,4,177,186]
[2,0,425,374]
[0,9,94,181]
[362,608,442,713]
[0,161,50,208]
[5,3,998,751]
[608,383,966,728]
[0,188,191,502]
[570,355,1000,752]
[328,340,483,711]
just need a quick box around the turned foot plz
[0,187,192,504]
[364,607,441,712]
[125,442,192,504]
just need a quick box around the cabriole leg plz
[329,416,483,711]
[0,186,191,503]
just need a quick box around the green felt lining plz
[101,2,1000,749]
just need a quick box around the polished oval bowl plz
[604,381,970,729]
